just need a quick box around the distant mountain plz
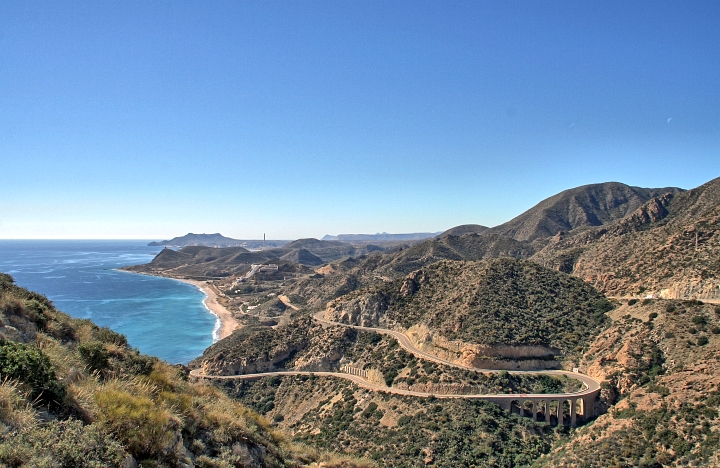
[439,224,489,237]
[284,238,348,249]
[322,232,441,242]
[148,233,246,247]
[485,183,684,242]
[127,238,387,276]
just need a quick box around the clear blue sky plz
[1,1,718,239]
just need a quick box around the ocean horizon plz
[0,240,217,364]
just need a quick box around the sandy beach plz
[176,278,238,340]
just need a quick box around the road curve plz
[190,311,601,403]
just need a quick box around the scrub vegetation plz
[0,273,368,468]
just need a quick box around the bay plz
[0,240,217,364]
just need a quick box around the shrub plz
[77,341,110,374]
[0,341,64,406]
[628,299,638,306]
[691,316,707,326]
[0,419,127,467]
[666,304,676,313]
[648,312,658,320]
[711,327,720,335]
[697,336,709,346]
[594,299,613,314]
[95,328,128,347]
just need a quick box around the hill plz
[148,233,248,247]
[484,182,683,243]
[439,224,489,237]
[533,176,720,299]
[0,273,367,467]
[325,258,610,362]
[125,238,387,278]
[322,232,442,243]
[280,248,324,266]
[535,298,720,467]
[282,232,536,311]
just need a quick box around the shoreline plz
[116,269,238,341]
[175,278,239,341]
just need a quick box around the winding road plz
[190,309,602,411]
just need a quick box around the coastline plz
[116,269,238,341]
[175,278,239,341]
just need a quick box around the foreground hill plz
[534,176,720,299]
[484,182,683,243]
[0,274,367,468]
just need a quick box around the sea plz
[0,240,217,364]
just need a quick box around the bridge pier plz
[583,396,594,419]
[544,400,550,423]
[532,401,537,421]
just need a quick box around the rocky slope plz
[484,182,683,243]
[534,299,720,467]
[534,176,720,300]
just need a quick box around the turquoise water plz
[0,240,217,364]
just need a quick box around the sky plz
[1,1,718,240]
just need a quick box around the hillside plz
[282,232,537,312]
[325,258,611,362]
[439,224,489,237]
[484,182,683,243]
[535,299,720,467]
[0,273,368,468]
[533,176,720,299]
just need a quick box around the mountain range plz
[12,178,720,468]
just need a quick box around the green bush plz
[0,419,127,467]
[691,316,707,326]
[96,328,128,347]
[711,327,720,335]
[77,341,110,374]
[0,341,64,406]
[594,298,613,314]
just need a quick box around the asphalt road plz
[190,310,601,401]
